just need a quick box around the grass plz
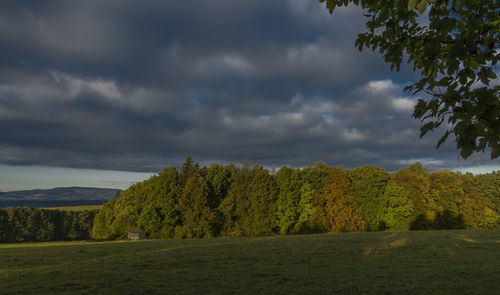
[0,230,499,294]
[42,205,102,211]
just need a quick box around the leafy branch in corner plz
[320,0,500,159]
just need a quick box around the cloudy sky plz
[0,0,498,190]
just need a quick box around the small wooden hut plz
[128,232,146,240]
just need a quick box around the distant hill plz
[0,187,120,208]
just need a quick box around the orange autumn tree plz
[312,167,362,232]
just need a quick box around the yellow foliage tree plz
[312,167,362,232]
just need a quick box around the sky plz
[0,0,498,191]
[0,164,153,191]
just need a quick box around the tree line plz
[92,157,500,240]
[0,208,98,242]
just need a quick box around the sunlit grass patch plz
[42,205,102,211]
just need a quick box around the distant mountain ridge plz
[0,187,120,208]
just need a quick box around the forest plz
[92,157,500,240]
[0,208,98,242]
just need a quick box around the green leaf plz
[478,137,488,150]
[459,141,474,159]
[492,147,500,159]
[469,59,479,69]
[420,122,435,138]
[487,70,497,79]
[417,0,427,13]
[459,72,467,85]
[326,0,334,13]
[436,131,451,148]
[412,99,428,119]
[408,0,417,11]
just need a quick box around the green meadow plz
[1,229,499,294]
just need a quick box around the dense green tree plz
[475,171,500,228]
[141,167,182,238]
[219,164,278,236]
[206,164,236,234]
[407,163,430,176]
[92,198,121,239]
[391,165,434,218]
[6,207,31,242]
[294,182,316,233]
[293,163,330,233]
[474,171,500,215]
[347,165,390,230]
[480,206,499,229]
[430,170,486,228]
[64,212,80,240]
[0,208,97,242]
[137,203,164,238]
[179,156,201,186]
[106,205,138,239]
[93,178,156,239]
[217,165,248,237]
[0,209,8,242]
[380,184,414,230]
[93,166,182,239]
[302,163,329,191]
[176,176,215,238]
[27,209,56,241]
[75,211,97,240]
[244,165,279,236]
[320,0,500,159]
[205,163,234,209]
[274,166,303,234]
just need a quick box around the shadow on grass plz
[410,210,466,231]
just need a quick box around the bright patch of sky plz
[454,165,500,175]
[0,164,154,192]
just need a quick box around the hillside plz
[0,187,120,208]
[0,230,499,294]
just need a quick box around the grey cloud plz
[0,0,497,173]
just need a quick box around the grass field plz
[42,205,102,211]
[0,230,499,294]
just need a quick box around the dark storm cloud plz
[0,0,497,173]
